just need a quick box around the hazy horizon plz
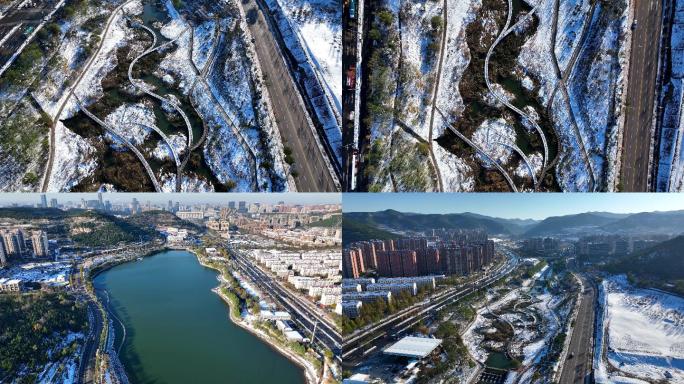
[0,193,341,207]
[343,193,684,220]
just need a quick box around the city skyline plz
[343,193,684,220]
[0,193,341,207]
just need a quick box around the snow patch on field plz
[434,0,477,126]
[33,27,88,118]
[192,81,254,191]
[555,0,592,71]
[160,173,213,192]
[192,21,217,70]
[394,0,442,140]
[70,1,140,115]
[518,0,557,104]
[472,118,516,166]
[152,133,185,161]
[47,122,97,191]
[103,102,155,148]
[595,275,684,383]
[158,16,196,95]
[433,123,474,191]
[515,152,542,179]
[552,92,591,191]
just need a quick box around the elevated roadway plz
[342,252,519,366]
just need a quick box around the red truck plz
[346,65,356,90]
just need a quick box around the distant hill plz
[606,235,684,281]
[344,210,514,235]
[0,207,80,219]
[460,212,538,234]
[126,210,201,231]
[601,210,684,235]
[0,208,163,247]
[524,212,624,236]
[342,217,395,246]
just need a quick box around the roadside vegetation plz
[341,287,432,335]
[0,292,88,380]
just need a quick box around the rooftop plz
[383,336,442,358]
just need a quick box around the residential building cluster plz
[522,237,561,254]
[574,235,667,257]
[28,195,340,221]
[340,276,439,318]
[0,227,50,266]
[343,230,496,279]
[249,249,342,307]
[258,226,342,247]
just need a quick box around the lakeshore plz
[192,248,323,384]
[92,249,307,384]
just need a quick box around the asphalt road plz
[240,0,338,192]
[342,254,518,366]
[232,251,342,355]
[620,0,663,191]
[42,0,135,192]
[559,276,596,384]
[78,292,103,384]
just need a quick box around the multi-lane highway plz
[76,291,103,384]
[240,0,340,192]
[559,275,597,384]
[342,251,519,366]
[231,249,342,356]
[620,0,663,191]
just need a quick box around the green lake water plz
[93,250,305,384]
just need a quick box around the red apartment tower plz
[343,248,364,278]
[376,250,418,277]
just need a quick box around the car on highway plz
[631,20,637,30]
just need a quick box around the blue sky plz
[0,193,340,206]
[343,193,684,220]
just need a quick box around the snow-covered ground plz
[1,261,72,286]
[193,81,255,191]
[656,0,684,191]
[46,122,98,191]
[268,0,341,110]
[191,20,217,70]
[104,102,155,148]
[595,275,684,383]
[36,332,83,384]
[264,0,342,164]
[203,2,290,191]
[517,0,628,191]
[472,118,516,167]
[431,0,480,192]
[463,270,565,380]
[45,0,143,191]
[157,10,196,95]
